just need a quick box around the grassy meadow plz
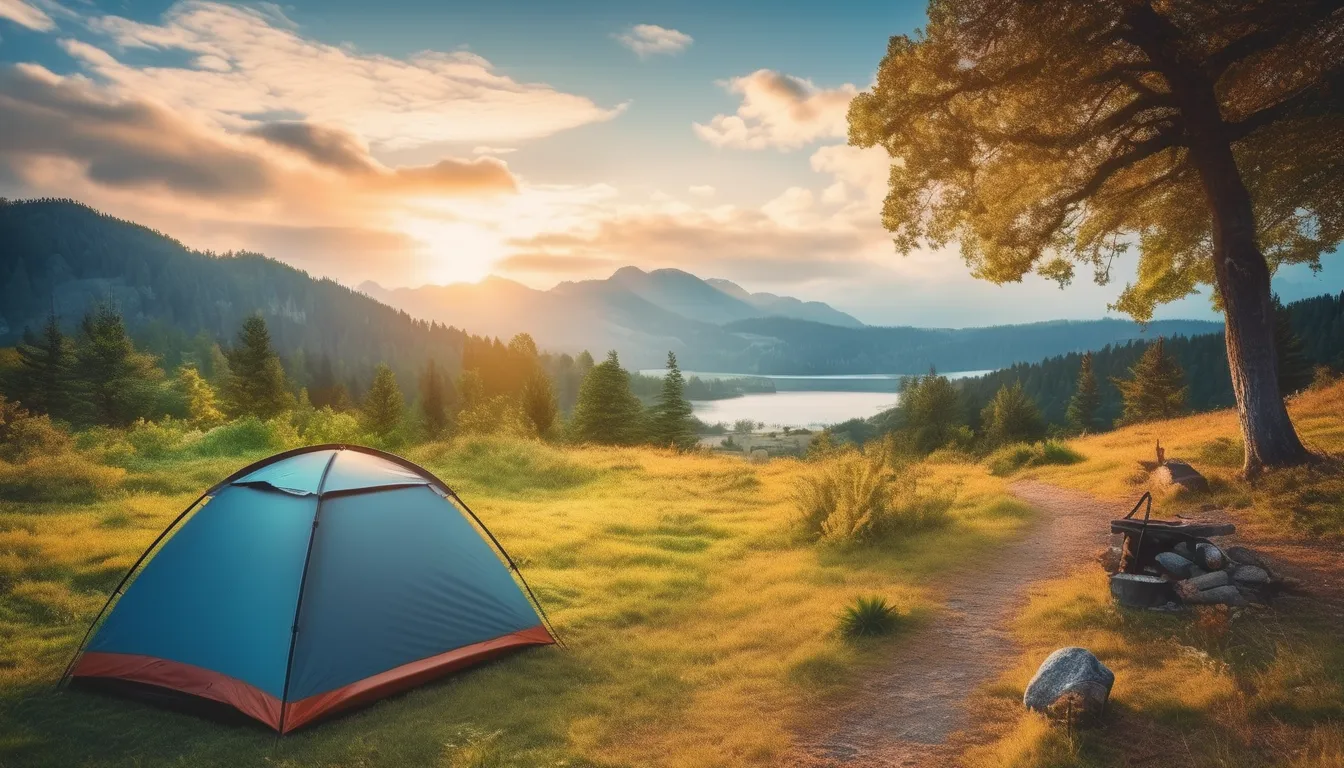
[962,381,1344,768]
[0,430,1028,767]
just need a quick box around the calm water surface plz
[683,370,991,429]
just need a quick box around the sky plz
[1,0,1340,327]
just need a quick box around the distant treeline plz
[629,374,775,402]
[956,292,1344,430]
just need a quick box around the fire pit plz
[1105,492,1287,609]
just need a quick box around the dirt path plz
[793,481,1116,767]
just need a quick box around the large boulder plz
[1195,542,1226,571]
[1174,569,1230,599]
[1153,460,1210,493]
[1024,647,1115,723]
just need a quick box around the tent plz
[60,445,558,733]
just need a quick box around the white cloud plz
[0,0,54,31]
[615,24,692,58]
[694,70,857,151]
[688,184,715,198]
[70,2,623,151]
[473,146,518,155]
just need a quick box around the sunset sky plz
[2,0,1339,326]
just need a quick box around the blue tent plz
[62,445,557,732]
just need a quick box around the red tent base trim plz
[70,625,555,733]
[72,652,282,728]
[282,624,555,732]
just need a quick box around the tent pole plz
[446,490,567,650]
[276,449,341,735]
[56,490,210,690]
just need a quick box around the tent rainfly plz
[60,445,558,733]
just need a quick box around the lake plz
[669,370,993,429]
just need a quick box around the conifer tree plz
[648,351,697,450]
[898,368,963,453]
[176,364,224,429]
[12,313,78,422]
[1066,352,1103,434]
[570,350,644,445]
[521,368,559,437]
[981,382,1046,446]
[74,303,165,426]
[1113,338,1188,425]
[1273,297,1313,396]
[418,359,453,438]
[362,363,404,437]
[224,315,293,419]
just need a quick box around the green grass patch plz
[985,440,1084,477]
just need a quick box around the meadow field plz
[0,428,1026,767]
[2,385,1342,767]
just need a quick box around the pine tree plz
[74,303,166,426]
[223,316,293,419]
[1273,296,1314,396]
[1113,338,1188,425]
[570,350,644,445]
[176,364,224,429]
[418,360,453,438]
[898,368,963,453]
[1066,352,1103,434]
[12,313,78,422]
[648,351,697,450]
[521,368,559,437]
[981,382,1046,446]
[362,363,404,437]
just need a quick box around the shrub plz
[0,453,125,502]
[838,595,901,639]
[986,440,1084,476]
[0,395,74,462]
[125,418,201,460]
[792,443,952,542]
[194,416,299,456]
[456,395,531,439]
[301,407,367,445]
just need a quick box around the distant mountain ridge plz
[359,266,865,369]
[2,200,1230,378]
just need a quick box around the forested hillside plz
[725,315,1223,374]
[0,199,474,396]
[955,292,1344,429]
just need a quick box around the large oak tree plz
[850,0,1343,474]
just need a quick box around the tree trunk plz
[1129,5,1310,475]
[1178,98,1309,476]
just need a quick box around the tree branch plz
[1203,0,1344,79]
[1227,64,1344,140]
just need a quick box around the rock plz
[1099,546,1123,574]
[1153,460,1210,493]
[1225,546,1270,570]
[1173,541,1196,561]
[1174,570,1230,599]
[1024,647,1114,722]
[1155,552,1197,579]
[1195,542,1226,571]
[1232,565,1270,585]
[1182,585,1247,606]
[1111,573,1174,608]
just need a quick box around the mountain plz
[3,200,1231,380]
[0,199,470,393]
[360,266,863,369]
[705,277,864,327]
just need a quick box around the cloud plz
[688,185,715,198]
[504,208,870,285]
[473,146,517,155]
[615,24,692,58]
[694,70,857,151]
[73,2,623,150]
[0,0,53,31]
[0,65,518,202]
